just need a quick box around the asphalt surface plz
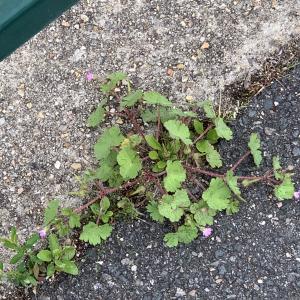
[1,1,300,297]
[31,65,300,300]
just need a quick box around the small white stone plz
[286,253,292,258]
[274,101,279,106]
[175,288,186,297]
[257,279,263,284]
[131,265,137,272]
[260,221,266,225]
[54,161,61,169]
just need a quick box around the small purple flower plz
[294,189,300,201]
[39,229,47,239]
[86,71,94,81]
[203,227,213,238]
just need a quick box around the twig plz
[193,124,214,145]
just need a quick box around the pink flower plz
[294,189,300,201]
[203,227,213,238]
[39,229,47,239]
[86,71,94,81]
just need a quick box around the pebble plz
[80,14,89,22]
[292,147,300,156]
[257,279,263,284]
[263,99,273,110]
[175,288,186,297]
[54,161,61,169]
[62,20,70,27]
[116,117,123,124]
[131,265,137,272]
[264,127,276,136]
[218,265,227,275]
[0,117,5,126]
[188,290,197,297]
[215,249,224,258]
[71,163,82,170]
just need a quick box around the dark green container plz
[0,0,79,61]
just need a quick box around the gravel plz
[31,62,300,300]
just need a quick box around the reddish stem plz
[124,108,147,143]
[193,124,214,145]
[185,165,224,178]
[75,179,140,213]
[230,151,251,172]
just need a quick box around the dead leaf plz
[177,63,185,70]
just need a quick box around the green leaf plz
[100,72,127,94]
[0,239,19,250]
[141,107,196,123]
[94,127,124,160]
[176,225,198,244]
[44,200,59,225]
[10,227,18,244]
[158,190,190,222]
[163,160,186,192]
[274,176,295,200]
[207,128,219,144]
[98,224,113,240]
[200,100,216,119]
[120,90,143,108]
[10,249,25,264]
[226,200,240,215]
[193,120,204,134]
[202,178,231,211]
[62,246,76,261]
[100,197,110,212]
[248,133,262,167]
[196,140,222,168]
[143,91,172,106]
[164,120,192,145]
[214,117,233,141]
[225,170,241,196]
[61,261,79,275]
[272,156,284,180]
[95,151,118,182]
[117,147,142,179]
[37,250,52,262]
[149,150,159,160]
[190,203,214,227]
[87,105,106,127]
[145,134,162,151]
[47,263,55,277]
[164,233,179,247]
[69,213,81,229]
[80,222,112,246]
[48,234,60,252]
[146,201,165,223]
[117,198,139,218]
[0,262,3,272]
[24,233,40,249]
